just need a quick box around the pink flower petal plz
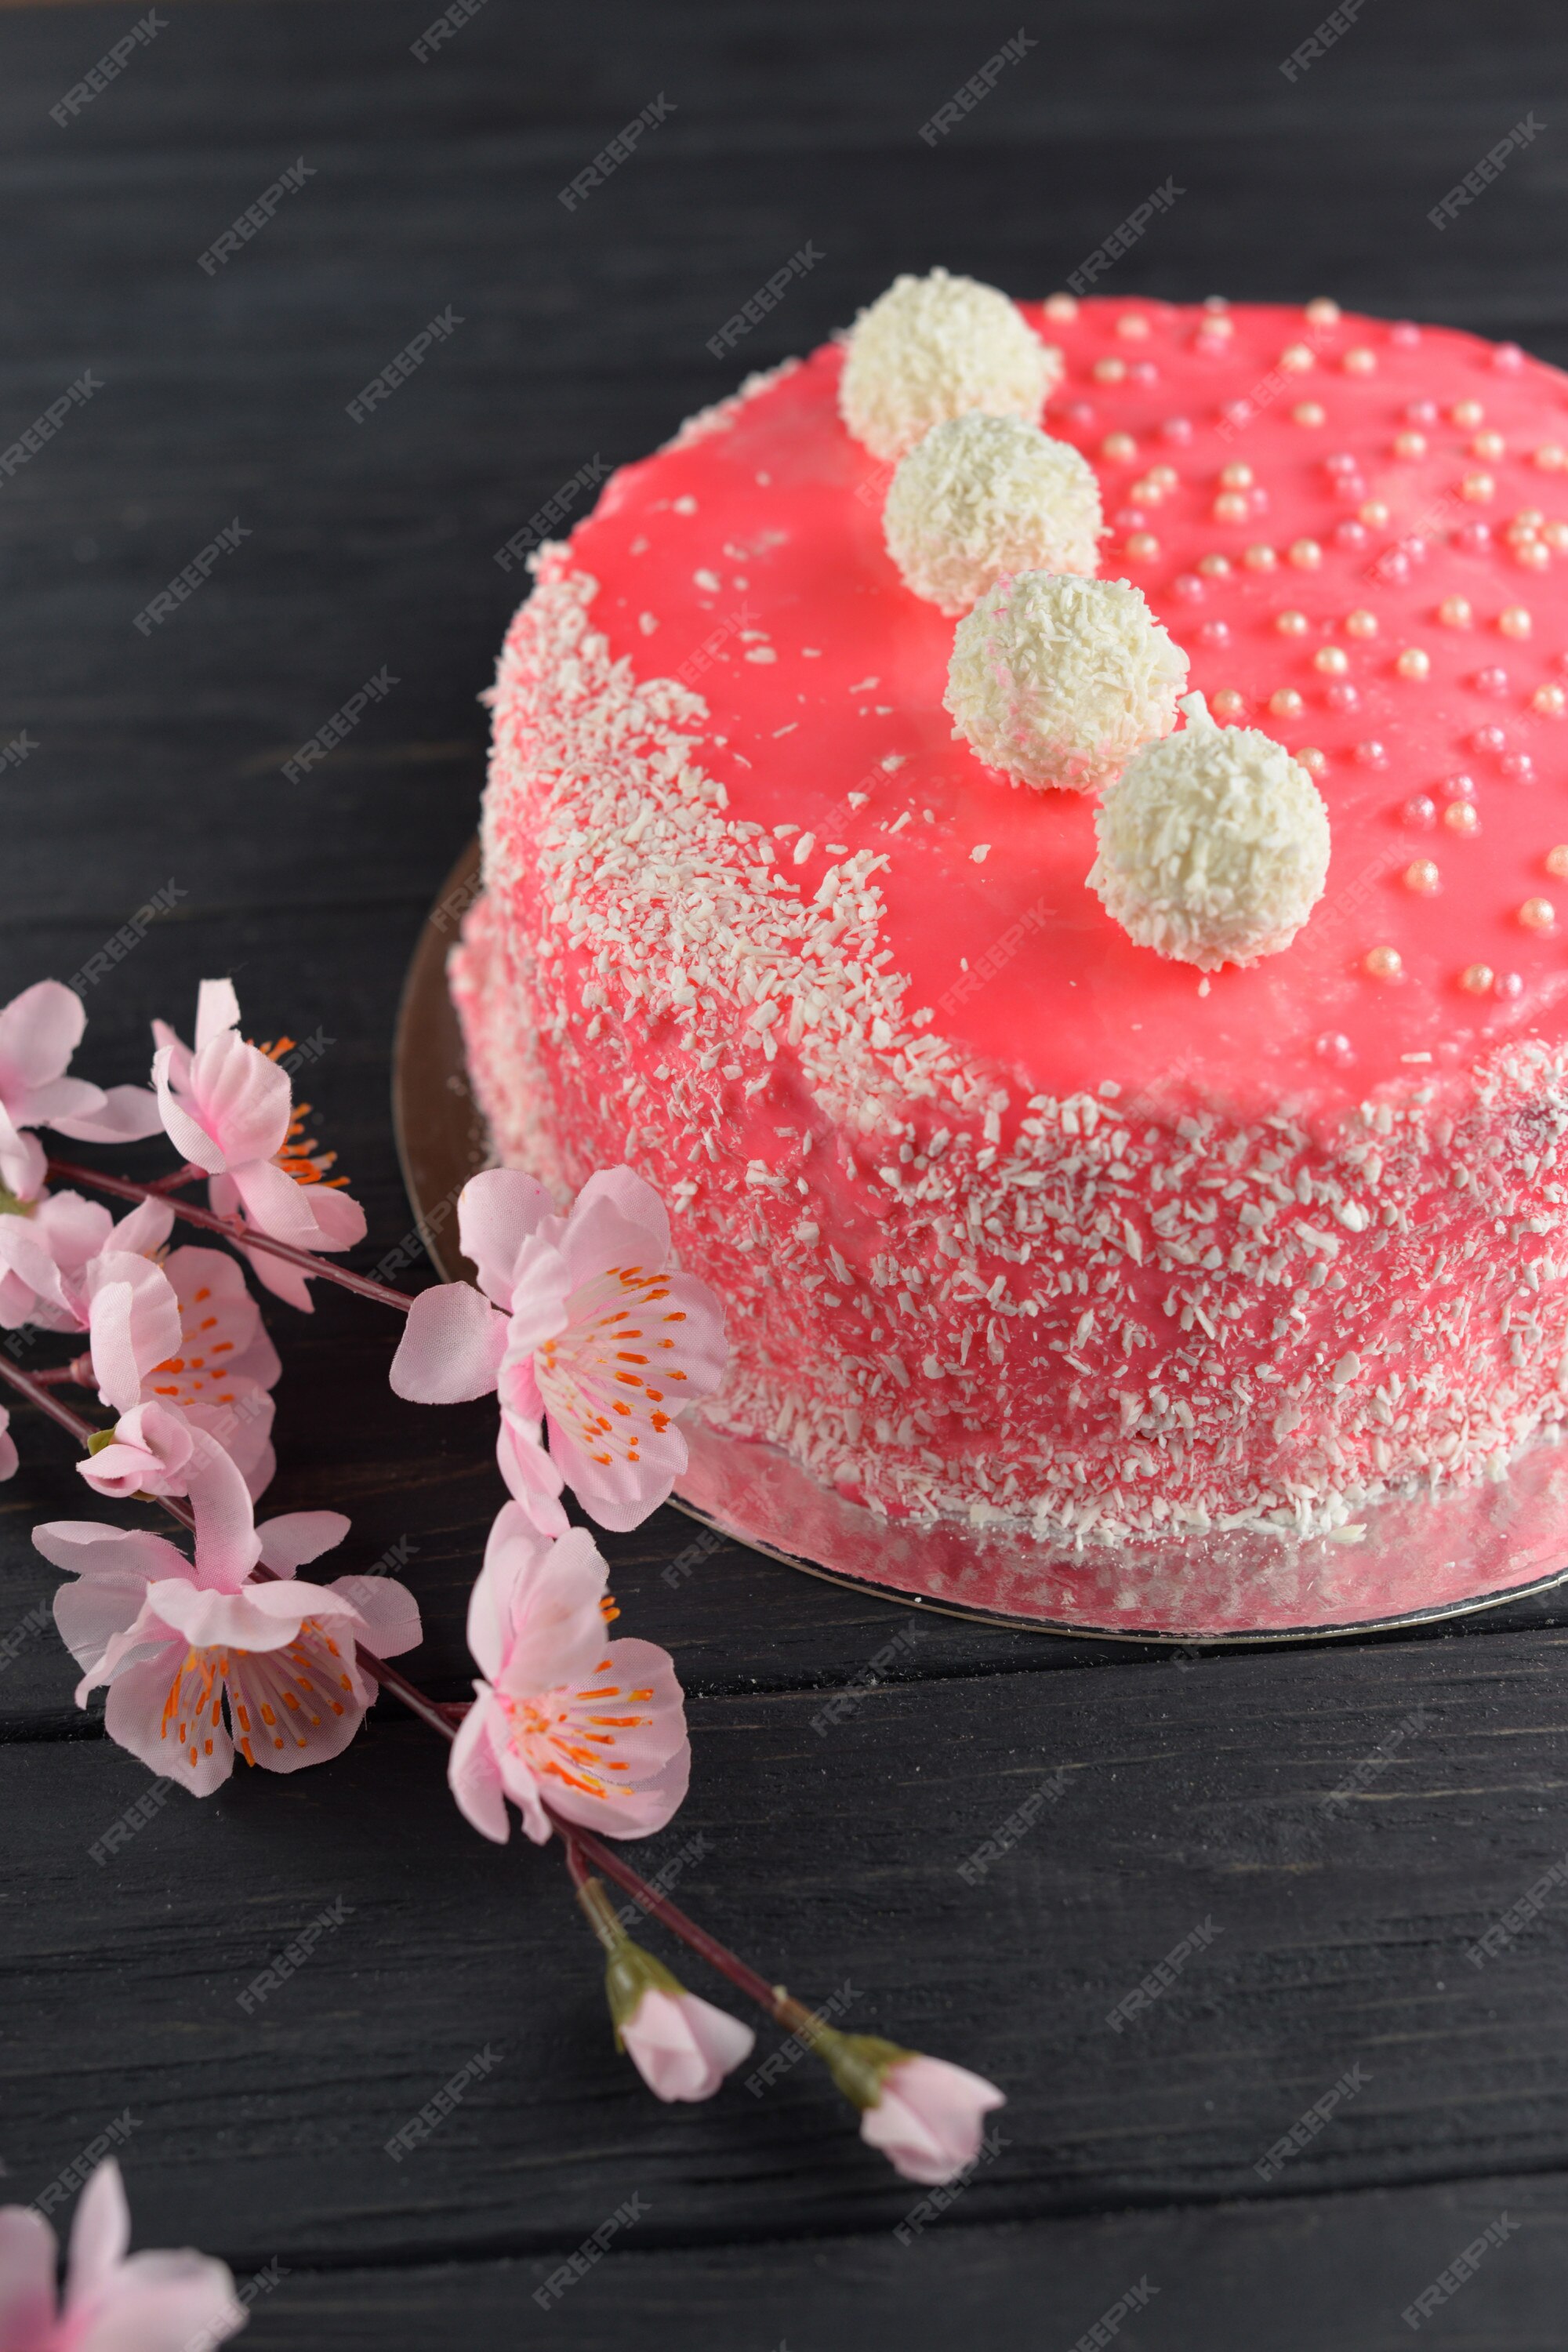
[84,1254,183,1419]
[495,1415,568,1536]
[48,1081,165,1145]
[11,1073,106,1127]
[151,1017,191,1093]
[546,1733,691,1840]
[162,1244,282,1391]
[620,1987,756,2102]
[229,1155,325,1248]
[474,1511,607,1693]
[494,1735,554,1844]
[497,1345,544,1427]
[109,1195,176,1258]
[151,1044,228,1174]
[0,1409,16,1483]
[187,1026,292,1167]
[858,2054,1007,2186]
[457,1167,555,1309]
[77,1403,197,1501]
[296,1182,366,1250]
[71,2246,247,2352]
[0,1212,70,1321]
[103,1645,236,1795]
[256,1508,350,1577]
[0,1103,47,1203]
[64,2152,130,2305]
[557,1634,689,1780]
[233,1232,316,1312]
[34,1520,192,1675]
[532,1254,727,1534]
[182,1392,276,1502]
[560,1166,671,1286]
[390,1281,508,1403]
[185,1442,263,1592]
[544,1416,687,1535]
[0,2205,57,2347]
[448,1692,511,1842]
[0,977,83,1094]
[194,977,241,1050]
[227,1628,372,1776]
[498,1232,572,1356]
[144,1577,314,1653]
[328,1573,422,1661]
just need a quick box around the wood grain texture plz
[4,0,1568,2340]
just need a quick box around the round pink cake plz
[453,291,1568,1553]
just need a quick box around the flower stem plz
[554,1817,784,2019]
[143,1163,205,1193]
[569,1864,629,1956]
[0,1356,107,1449]
[44,1159,413,1312]
[25,1359,92,1388]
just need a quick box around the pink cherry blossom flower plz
[213,1167,365,1312]
[0,979,162,1203]
[858,2053,1007,2185]
[0,1406,16,1483]
[0,1192,172,1334]
[448,1501,689,1843]
[619,1983,756,2102]
[390,1167,727,1534]
[78,1246,281,1502]
[0,2156,244,2352]
[153,982,366,1280]
[35,1446,420,1795]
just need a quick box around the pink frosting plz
[455,299,1568,1549]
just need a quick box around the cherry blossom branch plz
[44,1158,414,1312]
[557,1817,789,2020]
[0,1354,802,2027]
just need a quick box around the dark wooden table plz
[5,2,1568,2343]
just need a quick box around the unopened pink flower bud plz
[619,1980,756,2103]
[858,2052,1006,2185]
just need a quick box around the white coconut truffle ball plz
[1088,692,1331,970]
[884,413,1103,614]
[944,572,1188,793]
[839,269,1062,463]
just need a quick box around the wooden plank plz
[9,1641,1568,2256]
[241,2179,1568,2351]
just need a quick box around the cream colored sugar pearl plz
[838,269,1062,463]
[1088,691,1331,969]
[883,412,1102,613]
[946,572,1188,793]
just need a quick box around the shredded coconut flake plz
[838,269,1062,463]
[1089,691,1331,969]
[884,412,1103,612]
[946,572,1188,793]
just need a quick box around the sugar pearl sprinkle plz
[928,295,1568,1031]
